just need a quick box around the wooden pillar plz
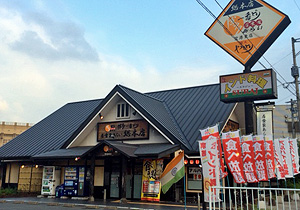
[89,154,95,201]
[120,156,127,203]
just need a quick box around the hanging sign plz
[257,110,273,136]
[222,130,246,184]
[241,135,258,183]
[205,0,290,69]
[220,69,277,102]
[199,136,221,202]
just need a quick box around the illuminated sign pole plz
[205,0,290,134]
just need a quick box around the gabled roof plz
[0,83,235,159]
[146,84,235,151]
[116,85,192,151]
[0,99,102,160]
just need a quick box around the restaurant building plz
[0,84,244,201]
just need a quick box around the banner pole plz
[184,172,187,210]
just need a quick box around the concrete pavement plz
[0,196,200,210]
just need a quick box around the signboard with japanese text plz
[222,130,246,184]
[200,124,227,178]
[280,138,294,178]
[274,138,286,179]
[289,138,300,175]
[141,159,163,202]
[205,0,290,68]
[220,69,277,102]
[199,136,221,202]
[252,135,268,181]
[257,110,273,136]
[97,120,149,141]
[241,135,258,183]
[264,135,276,179]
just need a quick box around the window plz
[117,103,130,118]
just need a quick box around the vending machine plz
[41,166,61,196]
[63,166,89,197]
[63,166,78,196]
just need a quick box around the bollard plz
[103,189,106,202]
[198,193,201,210]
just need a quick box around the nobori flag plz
[160,152,185,194]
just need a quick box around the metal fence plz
[208,186,300,210]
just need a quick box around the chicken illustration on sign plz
[205,0,290,68]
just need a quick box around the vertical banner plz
[264,135,276,179]
[222,131,246,184]
[241,135,258,183]
[289,138,300,175]
[141,159,163,201]
[199,136,221,202]
[200,124,227,178]
[280,138,294,178]
[253,135,268,181]
[274,139,286,179]
[257,111,273,136]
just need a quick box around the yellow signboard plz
[141,159,163,202]
[205,0,290,68]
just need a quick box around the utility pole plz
[291,37,300,133]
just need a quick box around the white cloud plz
[0,3,228,123]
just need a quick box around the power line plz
[293,0,300,12]
[196,0,296,96]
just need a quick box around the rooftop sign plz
[220,69,277,102]
[205,0,290,68]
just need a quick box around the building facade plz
[0,84,243,201]
[0,122,32,147]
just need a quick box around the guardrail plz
[209,186,300,210]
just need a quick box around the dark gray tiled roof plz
[104,141,138,158]
[0,99,102,159]
[117,85,192,151]
[146,84,235,151]
[0,83,235,159]
[32,146,94,159]
[134,144,180,159]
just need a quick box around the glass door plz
[110,172,119,198]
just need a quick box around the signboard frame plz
[205,0,291,69]
[219,69,277,102]
[97,119,149,141]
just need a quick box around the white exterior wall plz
[68,93,169,148]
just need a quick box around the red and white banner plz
[200,124,227,178]
[222,130,246,184]
[199,136,221,202]
[253,135,268,181]
[274,138,286,180]
[280,138,294,178]
[264,135,276,179]
[289,138,300,175]
[241,135,258,183]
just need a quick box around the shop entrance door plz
[110,162,120,198]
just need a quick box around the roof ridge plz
[145,83,219,95]
[118,84,164,103]
[66,98,103,105]
[161,101,193,150]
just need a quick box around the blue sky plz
[0,0,299,123]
